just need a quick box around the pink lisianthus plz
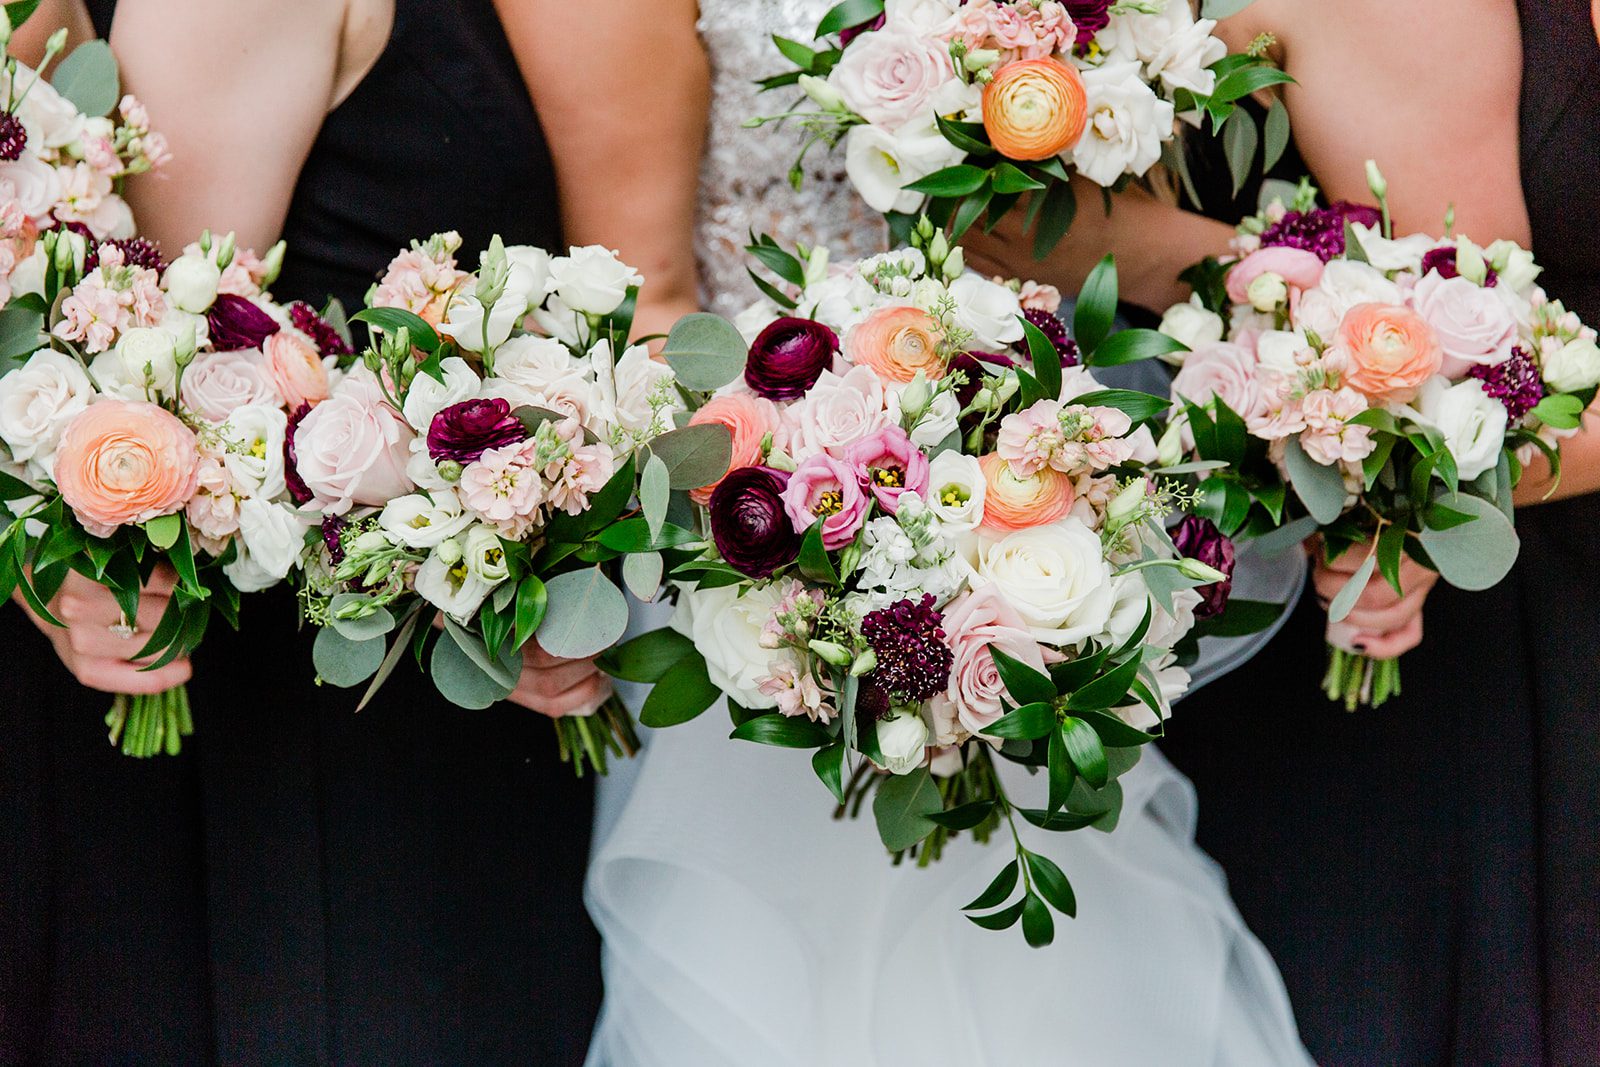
[757,657,836,723]
[1298,387,1376,465]
[185,451,241,553]
[1225,246,1326,306]
[844,425,929,513]
[929,584,1051,742]
[542,419,616,517]
[458,438,547,539]
[782,453,871,550]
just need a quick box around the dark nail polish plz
[1352,641,1368,652]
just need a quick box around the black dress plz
[1161,9,1598,1065]
[0,3,602,1065]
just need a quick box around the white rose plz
[591,339,678,437]
[461,523,510,584]
[876,711,930,775]
[1294,260,1403,340]
[180,349,281,423]
[829,27,954,132]
[402,355,479,432]
[414,544,493,623]
[1349,223,1434,274]
[9,243,47,299]
[843,122,964,214]
[438,291,526,354]
[1110,0,1225,96]
[1542,337,1600,394]
[1405,376,1508,482]
[14,75,85,149]
[975,518,1116,646]
[162,254,223,314]
[502,244,555,301]
[224,498,305,593]
[1159,297,1224,352]
[0,156,62,223]
[378,488,474,549]
[923,450,986,531]
[884,0,960,35]
[948,273,1024,349]
[89,327,179,399]
[670,581,789,710]
[219,403,288,499]
[1071,61,1174,188]
[0,349,94,474]
[482,334,599,422]
[1484,239,1542,294]
[547,245,644,316]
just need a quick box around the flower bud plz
[1106,477,1148,527]
[807,639,854,668]
[877,712,930,776]
[942,246,965,281]
[928,230,949,268]
[1454,237,1488,286]
[436,459,464,483]
[849,649,877,677]
[1179,557,1230,584]
[764,446,797,472]
[1246,271,1288,312]
[1364,160,1388,201]
[798,74,848,113]
[163,254,222,314]
[261,241,286,287]
[1156,418,1187,468]
[803,244,830,288]
[214,231,237,271]
[434,538,464,567]
[897,371,932,426]
[964,48,1001,72]
[353,529,389,554]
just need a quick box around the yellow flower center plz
[812,490,844,517]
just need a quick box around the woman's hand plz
[17,565,192,694]
[1314,546,1440,659]
[506,642,613,719]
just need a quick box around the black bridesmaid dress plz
[1,3,602,1064]
[1161,9,1599,1065]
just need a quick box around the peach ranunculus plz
[977,451,1073,533]
[845,305,946,383]
[687,392,781,505]
[1337,302,1443,402]
[263,328,330,409]
[54,399,201,537]
[982,58,1088,162]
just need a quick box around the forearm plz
[7,0,95,66]
[1514,407,1600,505]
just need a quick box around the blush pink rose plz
[687,392,781,505]
[1171,341,1265,422]
[1409,272,1519,377]
[782,453,870,550]
[292,369,414,514]
[180,349,283,423]
[929,584,1051,740]
[783,365,892,459]
[1226,246,1326,306]
[54,399,200,537]
[263,328,331,410]
[830,28,953,132]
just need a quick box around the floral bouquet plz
[292,234,734,776]
[1153,166,1595,709]
[0,223,345,755]
[609,223,1239,944]
[756,0,1287,254]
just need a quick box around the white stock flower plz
[1108,0,1225,96]
[0,349,94,476]
[378,488,474,549]
[948,273,1024,349]
[548,245,643,316]
[1071,61,1174,187]
[402,355,479,432]
[975,518,1116,646]
[415,544,494,623]
[670,581,790,710]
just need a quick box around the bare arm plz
[493,0,707,338]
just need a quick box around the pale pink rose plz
[687,392,781,505]
[782,453,871,550]
[831,28,954,132]
[181,350,282,423]
[292,369,414,515]
[185,451,241,549]
[783,365,891,459]
[53,399,200,537]
[929,584,1050,740]
[458,437,546,539]
[757,658,835,723]
[543,419,616,516]
[1299,386,1376,465]
[1171,341,1265,423]
[1225,246,1325,306]
[1018,280,1063,314]
[263,328,331,409]
[1409,272,1519,377]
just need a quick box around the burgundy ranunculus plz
[284,403,314,505]
[1170,515,1236,620]
[744,317,837,401]
[1063,0,1112,48]
[708,465,801,580]
[207,293,281,351]
[1421,245,1499,287]
[427,398,528,464]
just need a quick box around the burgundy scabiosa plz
[0,112,26,162]
[855,682,891,723]
[427,398,528,464]
[861,594,954,702]
[207,293,281,351]
[85,236,165,274]
[290,302,354,357]
[321,515,347,565]
[1420,245,1499,287]
[1259,202,1381,262]
[1011,308,1081,367]
[1468,344,1543,420]
[709,465,802,579]
[745,317,838,401]
[1169,515,1236,619]
[284,403,314,505]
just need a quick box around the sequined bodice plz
[695,0,889,317]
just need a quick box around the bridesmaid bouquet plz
[293,233,733,776]
[614,223,1237,944]
[1154,167,1596,709]
[757,0,1287,253]
[0,227,341,755]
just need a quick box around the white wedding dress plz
[585,4,1312,1064]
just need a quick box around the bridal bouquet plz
[0,227,342,755]
[1154,167,1595,709]
[293,233,731,775]
[611,224,1234,944]
[758,0,1287,253]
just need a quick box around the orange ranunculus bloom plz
[54,399,200,538]
[977,451,1074,533]
[982,58,1088,162]
[845,305,947,383]
[1338,303,1444,402]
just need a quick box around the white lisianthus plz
[1404,376,1508,481]
[438,291,528,354]
[224,498,305,592]
[923,450,986,531]
[528,293,585,348]
[502,244,555,301]
[0,349,94,475]
[1159,296,1224,352]
[547,245,644,316]
[1110,0,1225,96]
[401,355,479,433]
[89,327,179,399]
[975,518,1116,646]
[844,122,964,214]
[162,253,223,314]
[877,711,930,775]
[415,544,494,623]
[670,581,790,710]
[405,437,452,491]
[590,339,678,437]
[948,273,1024,348]
[1542,337,1600,394]
[1484,239,1542,294]
[731,301,781,345]
[378,488,474,549]
[9,243,47,299]
[461,524,510,584]
[219,403,288,499]
[890,384,959,448]
[1071,61,1174,187]
[1349,224,1435,274]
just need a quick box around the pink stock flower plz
[459,438,548,538]
[929,584,1051,742]
[782,452,871,550]
[185,451,241,551]
[996,401,1065,477]
[372,239,470,325]
[844,425,929,513]
[1298,387,1376,465]
[53,246,167,354]
[757,658,835,723]
[946,0,1077,61]
[542,419,616,517]
[1225,246,1326,306]
[996,399,1133,477]
[1018,280,1063,314]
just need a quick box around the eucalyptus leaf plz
[872,767,942,852]
[51,40,119,117]
[536,567,630,658]
[442,616,522,689]
[1250,514,1319,558]
[641,453,670,542]
[648,424,733,490]
[430,628,516,709]
[1417,492,1520,591]
[622,550,664,602]
[661,313,748,391]
[327,595,396,642]
[313,627,386,688]
[1284,438,1348,523]
[1326,547,1377,624]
